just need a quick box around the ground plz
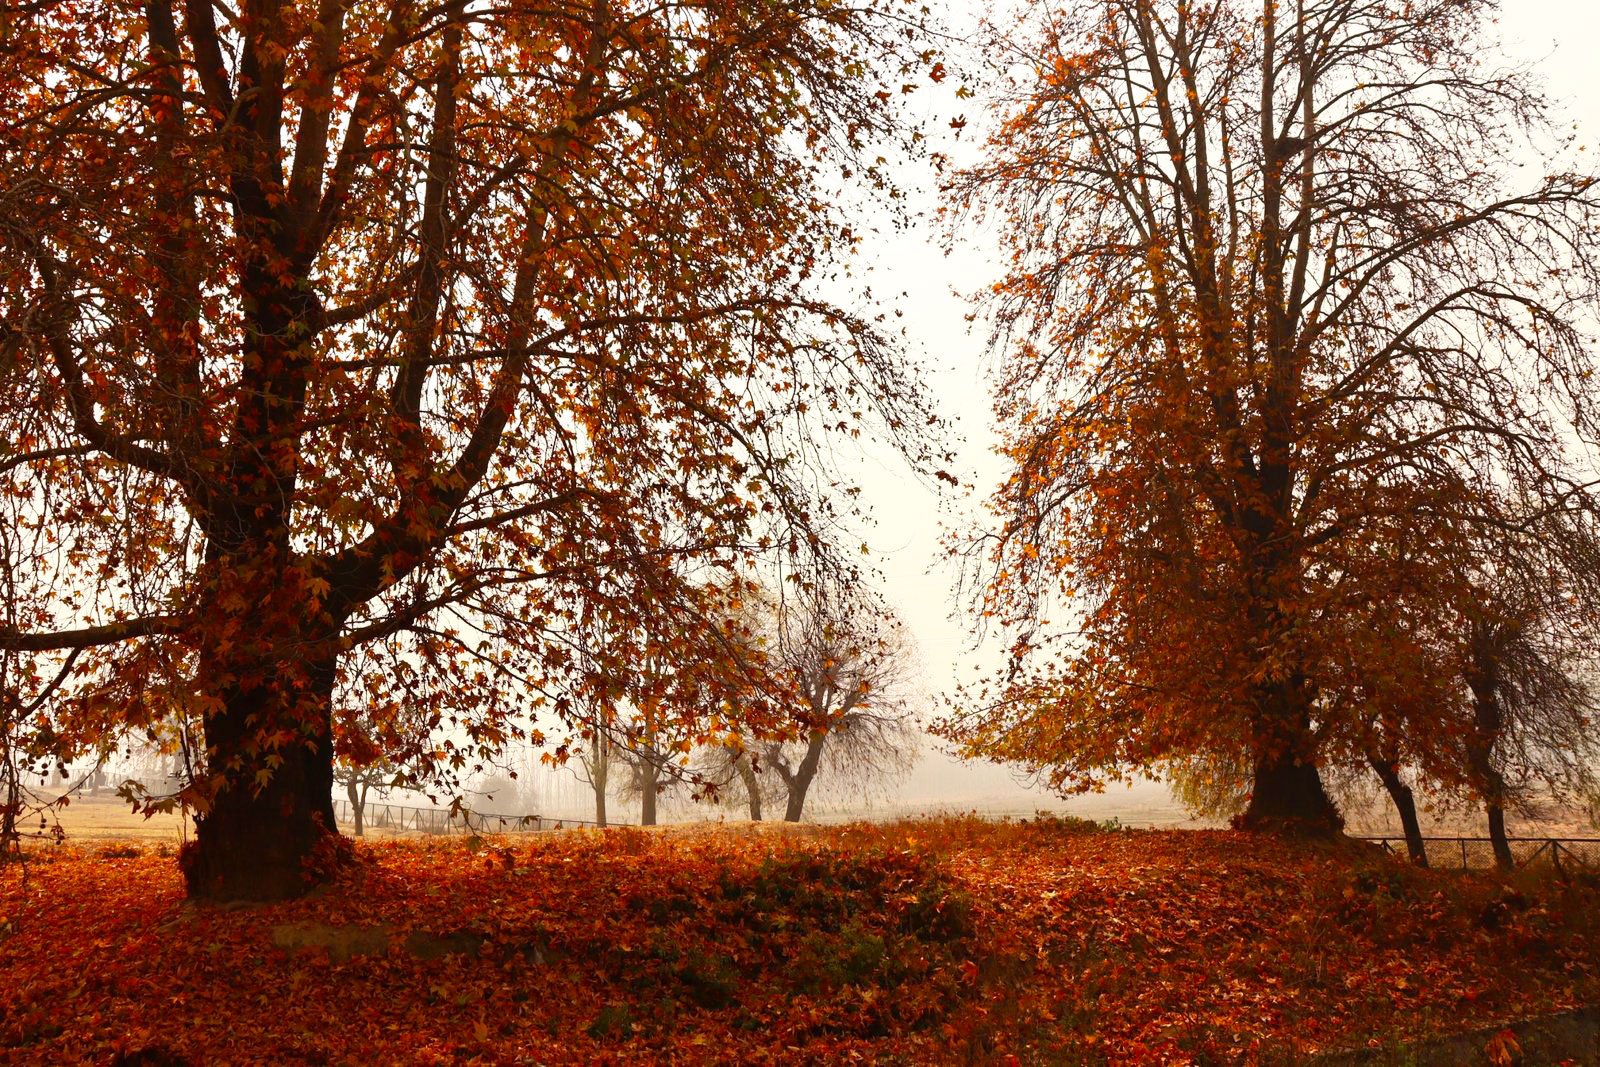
[1,817,1596,1064]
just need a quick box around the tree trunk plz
[185,647,341,900]
[1238,682,1341,833]
[585,733,610,828]
[735,751,761,821]
[1233,4,1337,838]
[1486,803,1514,870]
[346,777,364,837]
[782,732,829,823]
[1368,754,1427,866]
[1466,633,1512,870]
[1241,753,1340,831]
[179,256,341,900]
[0,761,19,856]
[640,754,658,826]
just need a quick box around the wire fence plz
[1356,835,1600,871]
[331,798,599,836]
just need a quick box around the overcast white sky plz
[842,0,1600,815]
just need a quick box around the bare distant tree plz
[755,593,922,823]
[612,730,669,827]
[332,759,388,838]
[329,698,437,837]
[1458,585,1599,869]
[572,710,620,829]
[698,738,771,821]
[605,692,701,827]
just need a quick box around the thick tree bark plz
[595,786,607,829]
[1241,753,1340,831]
[1238,682,1342,832]
[1368,754,1427,866]
[185,633,342,901]
[780,733,829,823]
[178,245,346,900]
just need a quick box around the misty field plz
[3,817,1597,1064]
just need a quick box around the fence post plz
[1460,839,1468,870]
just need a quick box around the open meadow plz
[3,817,1597,1064]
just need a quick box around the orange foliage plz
[0,0,945,897]
[2,820,1595,1063]
[938,0,1600,829]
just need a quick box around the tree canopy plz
[938,0,1600,829]
[0,0,944,897]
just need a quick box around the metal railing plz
[331,798,599,835]
[1356,835,1600,871]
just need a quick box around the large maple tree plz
[0,0,942,897]
[940,0,1600,829]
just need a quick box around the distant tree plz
[1455,574,1599,868]
[697,737,772,821]
[611,696,693,828]
[941,0,1600,832]
[616,744,666,827]
[1344,494,1600,866]
[1361,751,1429,868]
[572,716,620,829]
[755,592,921,823]
[466,770,532,832]
[731,747,766,821]
[329,692,437,837]
[562,576,785,828]
[332,761,383,838]
[1323,566,1456,866]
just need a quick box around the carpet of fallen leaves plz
[2,817,1597,1064]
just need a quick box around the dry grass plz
[19,792,192,844]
